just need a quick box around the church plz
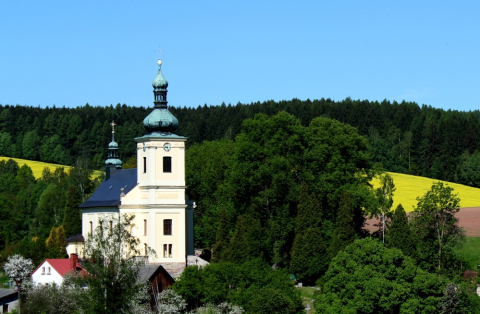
[78,59,196,277]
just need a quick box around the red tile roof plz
[31,255,82,277]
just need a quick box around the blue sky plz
[1,0,479,111]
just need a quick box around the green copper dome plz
[108,141,118,148]
[142,59,179,134]
[143,108,179,133]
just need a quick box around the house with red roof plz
[31,254,83,286]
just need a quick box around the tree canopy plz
[316,238,444,314]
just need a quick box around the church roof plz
[79,169,137,208]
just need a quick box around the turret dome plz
[152,61,169,89]
[142,59,179,134]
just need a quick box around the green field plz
[0,156,102,179]
[454,237,480,271]
[297,286,317,313]
[372,172,480,212]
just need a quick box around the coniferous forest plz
[1,98,480,185]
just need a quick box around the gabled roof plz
[31,259,82,277]
[138,265,174,284]
[79,169,137,208]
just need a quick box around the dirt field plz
[365,207,480,237]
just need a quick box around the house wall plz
[31,261,64,286]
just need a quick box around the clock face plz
[164,143,171,152]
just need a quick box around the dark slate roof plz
[66,234,84,243]
[79,169,137,208]
[138,265,174,283]
[0,289,17,299]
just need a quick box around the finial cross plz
[157,45,165,59]
[110,120,116,134]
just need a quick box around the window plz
[47,267,51,275]
[143,157,147,173]
[90,221,93,234]
[109,221,113,233]
[144,219,147,236]
[163,157,172,173]
[163,219,172,235]
[41,267,45,275]
[163,244,173,258]
[144,243,148,256]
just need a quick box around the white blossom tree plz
[3,254,33,289]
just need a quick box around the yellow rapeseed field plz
[0,157,102,179]
[372,172,480,212]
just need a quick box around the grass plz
[0,156,102,179]
[0,272,11,289]
[372,172,480,212]
[454,237,480,271]
[297,286,317,313]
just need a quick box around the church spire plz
[105,120,122,180]
[152,59,168,109]
[143,59,179,134]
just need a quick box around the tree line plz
[0,158,98,266]
[2,97,480,185]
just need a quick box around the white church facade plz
[79,59,195,277]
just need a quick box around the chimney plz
[70,253,79,270]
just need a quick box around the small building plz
[138,265,175,310]
[0,289,18,313]
[31,254,83,286]
[66,234,84,258]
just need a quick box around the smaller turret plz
[105,120,122,180]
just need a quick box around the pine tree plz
[388,204,418,259]
[222,216,249,264]
[290,185,328,284]
[45,226,67,258]
[242,209,262,258]
[56,225,67,257]
[212,207,229,263]
[63,185,82,237]
[328,191,355,259]
[46,227,57,251]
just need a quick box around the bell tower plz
[119,58,193,274]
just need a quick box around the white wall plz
[31,261,64,286]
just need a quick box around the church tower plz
[80,59,195,277]
[105,120,122,180]
[119,59,194,274]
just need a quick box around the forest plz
[1,99,480,313]
[1,97,480,185]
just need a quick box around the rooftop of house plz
[138,265,174,283]
[0,289,17,299]
[31,255,82,277]
[79,168,137,208]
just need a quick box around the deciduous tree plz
[411,182,465,272]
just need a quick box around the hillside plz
[372,172,480,211]
[0,156,101,179]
